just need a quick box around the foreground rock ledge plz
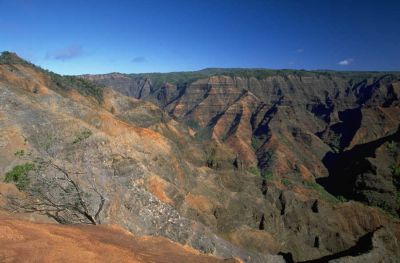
[0,213,239,263]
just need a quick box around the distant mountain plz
[86,69,400,218]
[1,51,399,262]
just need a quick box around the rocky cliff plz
[86,69,400,218]
[0,52,399,262]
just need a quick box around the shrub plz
[4,163,35,190]
[262,171,275,181]
[14,150,25,157]
[281,178,291,187]
[247,166,261,176]
[390,163,400,177]
[72,129,93,144]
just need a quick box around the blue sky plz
[1,0,399,74]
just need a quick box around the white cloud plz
[296,48,304,53]
[338,58,354,65]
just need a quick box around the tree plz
[2,155,105,225]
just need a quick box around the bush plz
[14,150,25,157]
[262,171,275,180]
[281,178,291,187]
[4,163,35,190]
[247,166,261,176]
[72,129,93,144]
[390,163,400,177]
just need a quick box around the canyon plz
[0,51,399,262]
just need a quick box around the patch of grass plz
[4,163,35,190]
[281,178,292,187]
[387,141,398,156]
[378,200,398,218]
[247,166,261,176]
[390,163,400,177]
[49,74,104,103]
[72,129,93,144]
[251,136,264,150]
[278,135,291,148]
[262,171,275,181]
[304,181,338,202]
[185,119,200,130]
[194,127,212,141]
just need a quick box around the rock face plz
[0,212,240,263]
[1,52,400,262]
[87,69,400,217]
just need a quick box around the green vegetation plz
[49,74,104,103]
[194,127,212,141]
[304,181,338,202]
[0,51,33,65]
[251,136,264,150]
[378,200,398,218]
[0,51,104,103]
[72,129,93,144]
[247,166,261,176]
[390,163,400,177]
[281,178,292,187]
[262,171,275,181]
[185,119,200,130]
[246,167,275,181]
[14,150,25,157]
[387,141,398,154]
[4,163,35,190]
